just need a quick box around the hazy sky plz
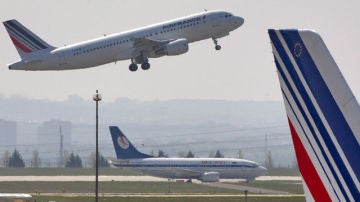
[0,0,359,102]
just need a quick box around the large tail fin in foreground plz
[109,126,153,159]
[268,29,360,201]
[3,19,54,58]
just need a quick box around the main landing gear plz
[141,62,150,70]
[129,58,151,72]
[129,62,151,72]
[212,38,222,50]
[129,63,138,72]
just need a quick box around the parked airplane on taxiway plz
[109,126,267,182]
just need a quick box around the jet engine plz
[155,39,189,56]
[200,172,220,182]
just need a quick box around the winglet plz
[269,29,360,201]
[109,126,153,159]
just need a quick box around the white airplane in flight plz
[3,10,244,71]
[109,126,267,182]
[269,29,360,201]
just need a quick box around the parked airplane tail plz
[268,29,360,201]
[3,19,54,58]
[109,126,153,159]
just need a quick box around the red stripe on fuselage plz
[288,118,332,201]
[9,35,32,53]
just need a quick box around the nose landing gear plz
[212,38,222,50]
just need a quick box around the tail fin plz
[3,19,54,58]
[109,126,153,159]
[268,29,360,201]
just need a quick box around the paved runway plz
[38,193,304,198]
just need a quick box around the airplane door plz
[57,52,67,66]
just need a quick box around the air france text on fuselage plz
[162,17,203,29]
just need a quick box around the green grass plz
[0,167,301,177]
[0,181,239,194]
[34,196,305,202]
[0,167,141,176]
[230,180,304,194]
[265,168,300,176]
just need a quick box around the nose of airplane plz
[232,16,245,28]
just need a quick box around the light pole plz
[93,90,102,202]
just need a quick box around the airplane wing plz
[173,168,203,178]
[130,37,173,52]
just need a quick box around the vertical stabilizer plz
[109,126,153,159]
[269,29,360,201]
[3,19,54,59]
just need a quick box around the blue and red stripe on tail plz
[3,19,54,58]
[269,29,360,201]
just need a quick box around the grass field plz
[0,181,239,194]
[265,167,300,176]
[0,167,300,176]
[233,180,304,194]
[1,167,305,202]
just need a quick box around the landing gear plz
[186,179,192,183]
[129,62,150,71]
[129,53,151,71]
[129,63,138,72]
[141,62,150,70]
[212,38,222,50]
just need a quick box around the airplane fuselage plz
[112,157,267,181]
[8,11,244,71]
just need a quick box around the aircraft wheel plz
[129,63,138,72]
[141,62,150,70]
[215,45,221,50]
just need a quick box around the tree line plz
[1,149,287,169]
[1,149,109,168]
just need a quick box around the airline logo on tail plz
[109,126,152,159]
[118,136,130,149]
[269,29,360,201]
[3,19,53,58]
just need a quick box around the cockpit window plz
[225,13,233,18]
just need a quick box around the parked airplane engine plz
[200,172,220,182]
[155,39,189,56]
